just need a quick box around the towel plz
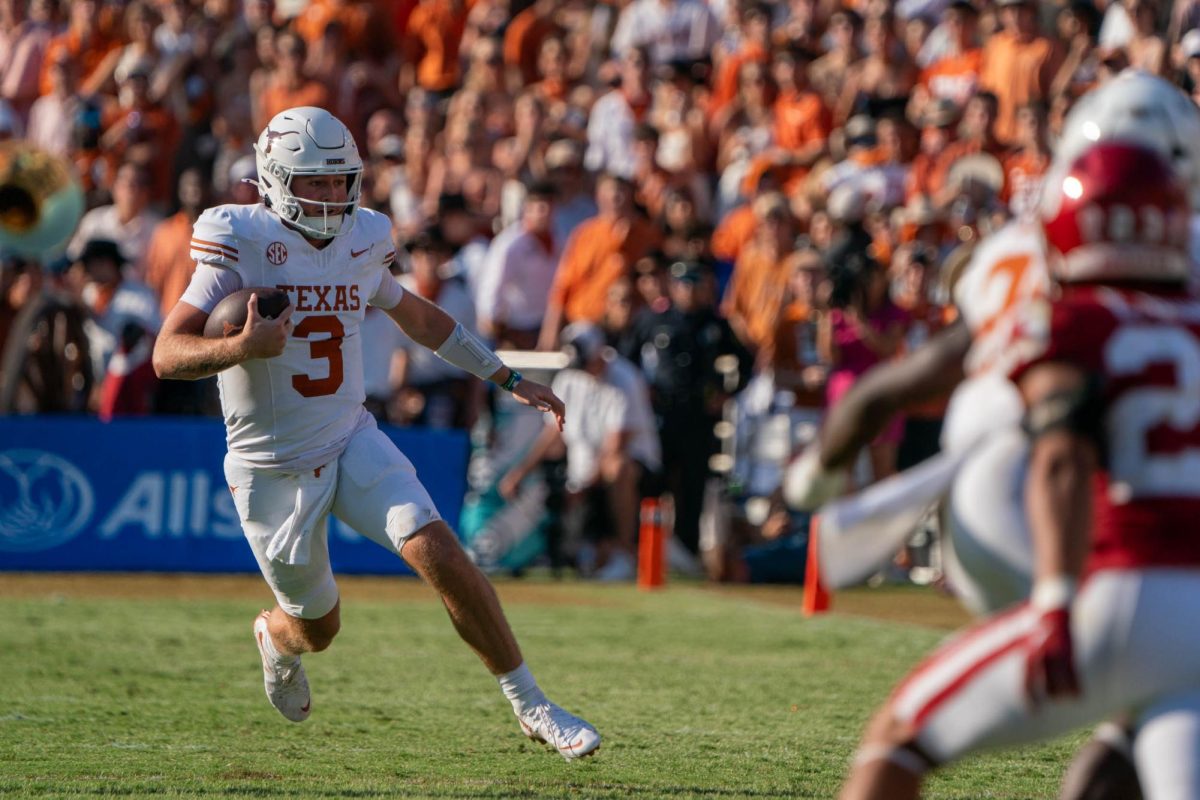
[265,463,339,566]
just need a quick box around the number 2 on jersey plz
[1106,326,1200,499]
[292,315,344,397]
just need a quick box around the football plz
[202,287,291,338]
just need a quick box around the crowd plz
[3,0,1199,580]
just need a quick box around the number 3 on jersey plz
[292,315,344,397]
[1106,326,1200,499]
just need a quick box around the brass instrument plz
[0,142,84,258]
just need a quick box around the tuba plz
[0,141,84,258]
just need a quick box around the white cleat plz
[253,611,311,723]
[518,701,601,760]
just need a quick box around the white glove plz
[782,447,847,511]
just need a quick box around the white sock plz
[498,663,546,716]
[259,620,299,664]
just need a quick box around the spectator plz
[393,226,482,429]
[256,31,329,131]
[928,91,1005,210]
[978,0,1062,145]
[500,321,661,581]
[225,155,260,205]
[723,192,795,356]
[69,237,160,395]
[769,45,831,195]
[98,62,180,205]
[817,237,908,484]
[477,181,559,349]
[1001,101,1052,218]
[0,0,57,124]
[401,0,468,96]
[144,168,211,319]
[763,247,827,410]
[68,162,164,280]
[27,52,79,158]
[538,172,659,349]
[610,0,719,66]
[624,260,751,554]
[911,0,983,116]
[585,46,652,180]
[39,0,121,98]
[544,139,597,246]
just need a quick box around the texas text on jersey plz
[180,203,401,471]
[1011,283,1200,573]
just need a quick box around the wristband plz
[433,323,504,380]
[1031,575,1077,611]
[500,369,523,392]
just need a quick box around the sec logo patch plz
[266,242,288,265]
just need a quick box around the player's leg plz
[1059,722,1142,800]
[1133,690,1200,800]
[402,519,522,673]
[225,455,342,722]
[841,577,1139,800]
[332,426,601,759]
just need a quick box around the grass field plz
[0,575,1086,799]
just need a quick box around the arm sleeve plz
[368,267,405,309]
[179,264,244,313]
[189,207,241,271]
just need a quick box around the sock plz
[259,618,300,664]
[498,663,546,716]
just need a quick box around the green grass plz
[0,581,1085,798]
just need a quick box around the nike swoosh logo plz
[351,247,369,258]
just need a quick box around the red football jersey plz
[1012,284,1200,572]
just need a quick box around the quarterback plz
[152,107,600,760]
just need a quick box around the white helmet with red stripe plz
[253,106,363,239]
[1042,141,1191,283]
[1047,71,1200,210]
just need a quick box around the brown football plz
[202,287,291,338]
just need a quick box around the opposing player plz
[839,137,1200,799]
[151,107,600,760]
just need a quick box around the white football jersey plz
[181,204,403,471]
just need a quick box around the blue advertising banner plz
[0,417,469,573]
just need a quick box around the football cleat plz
[253,611,311,722]
[518,701,601,760]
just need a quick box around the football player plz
[152,107,600,760]
[838,135,1200,799]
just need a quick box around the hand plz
[239,294,293,360]
[781,446,847,511]
[497,470,522,500]
[1023,607,1080,708]
[510,377,566,431]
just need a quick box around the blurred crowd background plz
[2,0,1196,582]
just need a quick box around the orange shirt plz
[769,301,825,408]
[144,211,197,318]
[503,6,558,87]
[1000,148,1049,212]
[722,241,791,352]
[40,29,120,96]
[709,44,767,119]
[295,0,376,52]
[919,49,983,107]
[929,138,1006,198]
[259,80,331,128]
[773,89,831,190]
[979,32,1059,145]
[711,205,757,263]
[403,0,466,92]
[549,215,660,323]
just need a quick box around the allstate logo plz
[0,450,94,552]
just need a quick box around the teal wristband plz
[500,369,523,392]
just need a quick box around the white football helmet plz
[253,106,363,239]
[1046,71,1200,212]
